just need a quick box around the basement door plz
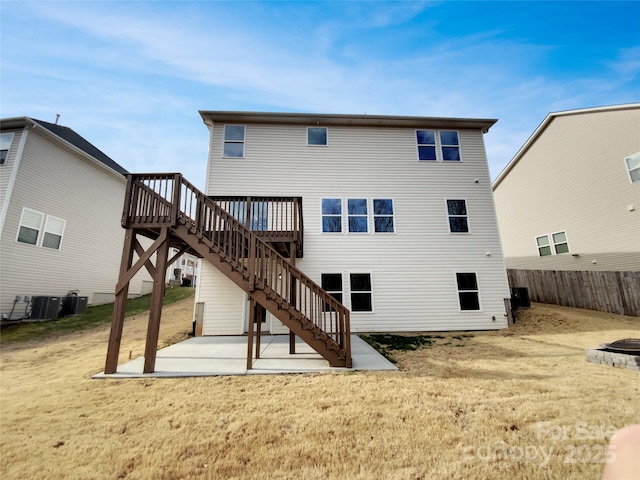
[243,296,271,334]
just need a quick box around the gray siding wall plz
[200,123,510,333]
[494,106,640,272]
[0,128,149,318]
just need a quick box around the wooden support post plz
[143,229,171,374]
[105,229,136,374]
[255,305,262,359]
[289,330,296,355]
[246,297,255,370]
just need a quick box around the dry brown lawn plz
[1,300,638,480]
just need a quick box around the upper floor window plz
[446,199,469,233]
[1,132,14,165]
[373,199,394,233]
[416,130,461,162]
[307,127,327,146]
[223,125,245,158]
[348,199,368,233]
[321,198,342,233]
[16,208,66,250]
[625,152,640,183]
[17,208,44,246]
[456,272,480,310]
[536,231,569,256]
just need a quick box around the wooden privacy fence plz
[507,269,640,317]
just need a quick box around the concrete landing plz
[93,335,397,378]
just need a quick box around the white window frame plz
[1,132,14,165]
[320,272,344,306]
[347,198,369,234]
[372,198,395,233]
[536,231,570,256]
[42,215,66,250]
[536,235,552,257]
[416,129,462,162]
[551,230,570,255]
[222,125,245,158]
[16,207,44,246]
[624,152,640,183]
[349,272,374,313]
[455,272,481,311]
[16,208,65,250]
[321,198,343,234]
[307,126,328,146]
[445,198,470,234]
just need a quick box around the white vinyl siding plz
[201,122,510,333]
[198,262,246,335]
[0,128,151,315]
[494,105,640,271]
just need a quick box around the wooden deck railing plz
[122,173,350,365]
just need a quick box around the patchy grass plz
[361,333,470,363]
[0,287,194,344]
[0,302,638,480]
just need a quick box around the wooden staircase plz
[104,173,351,374]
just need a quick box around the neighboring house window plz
[416,130,436,161]
[536,235,552,256]
[350,273,373,312]
[446,199,469,233]
[16,208,65,250]
[223,125,245,157]
[307,127,327,146]
[536,231,570,256]
[456,273,480,311]
[348,198,368,233]
[1,132,14,165]
[17,208,44,245]
[373,199,394,233]
[321,198,342,232]
[625,152,640,183]
[42,216,66,250]
[416,130,461,161]
[440,131,460,161]
[321,273,343,304]
[552,231,569,254]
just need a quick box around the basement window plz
[321,273,343,304]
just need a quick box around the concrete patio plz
[93,334,397,378]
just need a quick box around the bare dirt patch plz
[1,301,638,479]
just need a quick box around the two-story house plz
[0,117,152,321]
[195,111,511,335]
[492,104,640,315]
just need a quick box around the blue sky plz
[1,1,639,189]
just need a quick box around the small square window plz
[307,127,327,146]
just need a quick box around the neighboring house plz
[492,104,640,315]
[0,117,152,321]
[166,249,199,286]
[195,111,512,335]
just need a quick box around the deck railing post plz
[171,173,182,226]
